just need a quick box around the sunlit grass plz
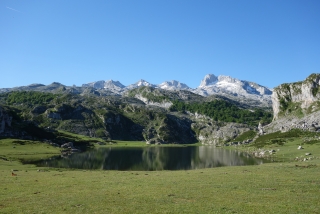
[0,137,320,213]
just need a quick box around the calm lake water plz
[32,146,268,171]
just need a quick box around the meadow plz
[0,135,319,214]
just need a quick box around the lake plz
[32,146,268,171]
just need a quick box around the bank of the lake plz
[0,138,319,213]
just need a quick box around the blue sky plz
[1,0,319,89]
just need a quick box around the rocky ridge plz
[263,73,320,134]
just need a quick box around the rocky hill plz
[265,73,320,133]
[272,73,320,120]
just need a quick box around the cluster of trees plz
[5,91,58,105]
[170,100,272,126]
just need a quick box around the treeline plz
[169,100,272,126]
[5,91,58,105]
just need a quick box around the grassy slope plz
[0,139,60,162]
[0,139,320,213]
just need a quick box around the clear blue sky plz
[1,0,319,89]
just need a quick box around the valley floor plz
[0,139,319,213]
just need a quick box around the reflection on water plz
[33,146,267,171]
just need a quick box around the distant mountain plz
[126,79,156,90]
[199,74,218,87]
[82,80,105,89]
[82,80,125,94]
[0,82,67,93]
[104,80,125,89]
[158,80,190,91]
[194,74,272,100]
[103,80,125,94]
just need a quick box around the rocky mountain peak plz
[199,74,218,88]
[104,80,125,89]
[137,79,151,86]
[82,80,105,89]
[126,79,156,89]
[27,83,45,88]
[158,80,190,90]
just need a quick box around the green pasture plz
[0,136,319,213]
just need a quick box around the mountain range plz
[0,74,273,107]
[80,74,272,97]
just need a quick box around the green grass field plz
[0,136,319,213]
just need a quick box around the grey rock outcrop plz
[188,111,250,145]
[265,74,320,134]
[258,122,264,135]
[264,110,320,134]
[272,73,320,120]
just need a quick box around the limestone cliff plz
[272,73,320,120]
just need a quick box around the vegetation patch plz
[5,91,59,105]
[170,100,272,126]
[233,130,257,142]
[253,129,318,148]
[304,139,320,145]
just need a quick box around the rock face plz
[272,73,320,120]
[199,74,218,87]
[264,73,320,134]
